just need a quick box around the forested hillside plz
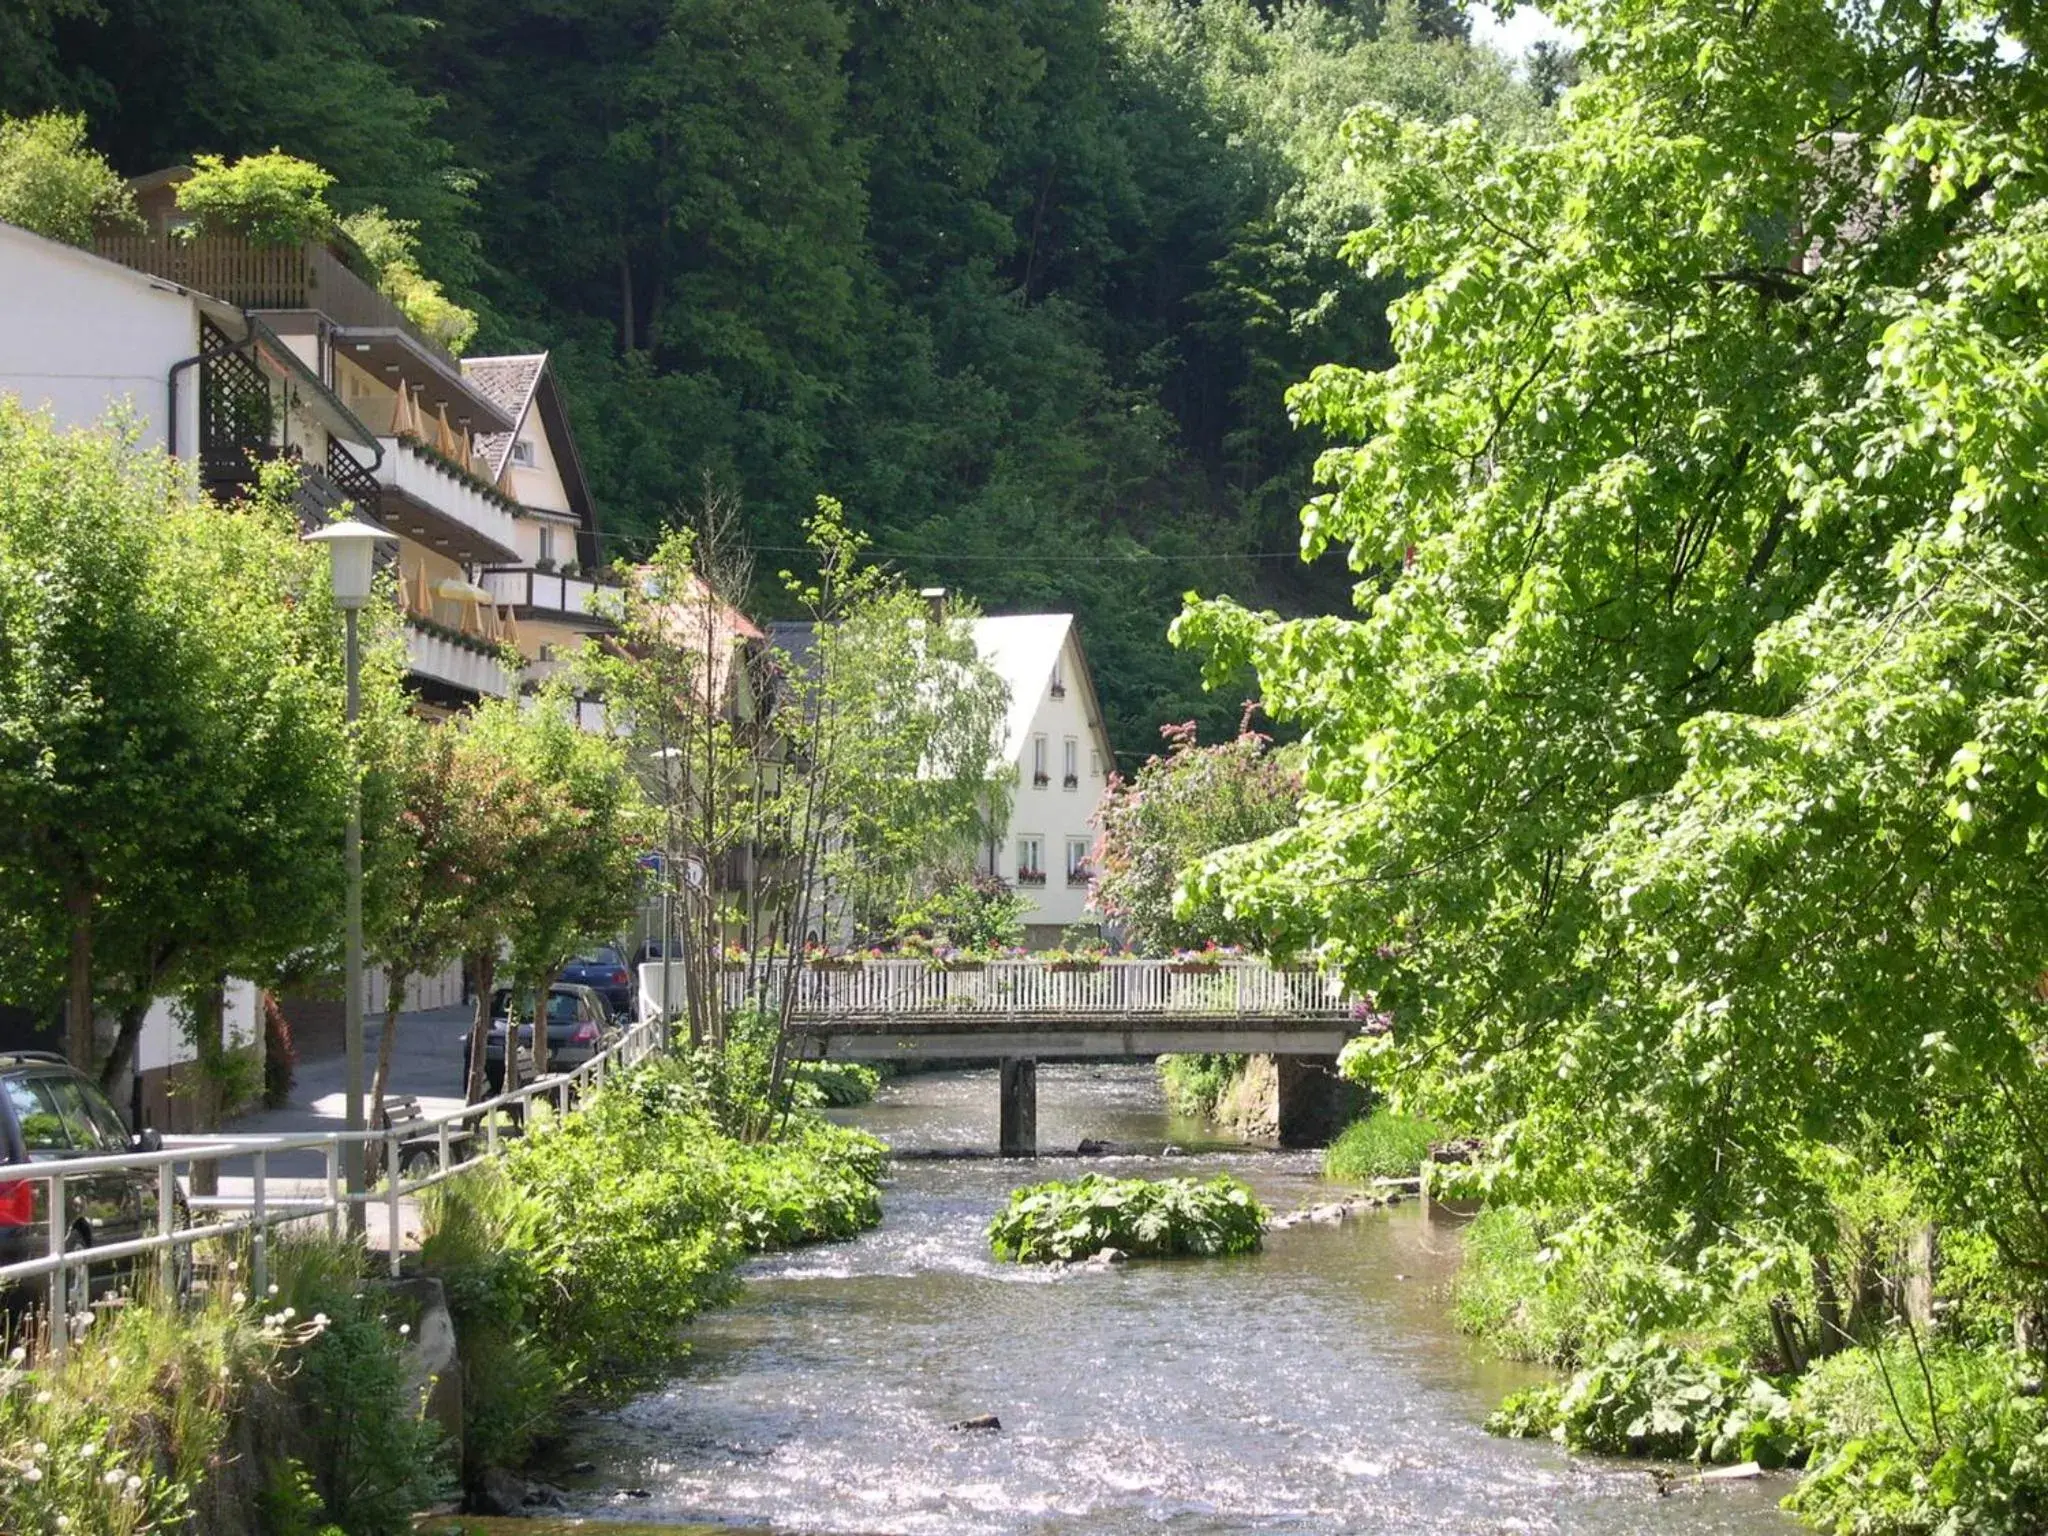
[3,0,1542,748]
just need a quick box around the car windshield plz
[573,948,622,967]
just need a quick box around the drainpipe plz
[165,311,256,465]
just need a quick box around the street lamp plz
[306,518,395,1231]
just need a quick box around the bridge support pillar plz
[999,1058,1037,1157]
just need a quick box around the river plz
[554,1065,1798,1533]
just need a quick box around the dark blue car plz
[558,945,635,1018]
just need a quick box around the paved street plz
[208,1004,478,1250]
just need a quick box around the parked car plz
[458,984,619,1095]
[559,944,636,1018]
[1,1052,189,1311]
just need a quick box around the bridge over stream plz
[644,958,1364,1154]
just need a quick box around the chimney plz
[919,586,949,622]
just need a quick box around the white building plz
[968,614,1117,946]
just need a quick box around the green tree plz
[176,149,336,244]
[1175,0,2048,1314]
[473,690,648,1076]
[0,110,136,245]
[0,412,360,1086]
[1092,715,1298,953]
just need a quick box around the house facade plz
[969,615,1117,947]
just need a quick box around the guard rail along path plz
[0,1015,664,1359]
[645,956,1366,1155]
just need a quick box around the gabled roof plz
[462,353,546,478]
[971,614,1083,763]
[462,351,603,564]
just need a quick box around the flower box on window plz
[1016,869,1047,886]
[1066,866,1094,887]
[1032,772,1050,787]
[1062,773,1079,789]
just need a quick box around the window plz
[538,526,555,565]
[510,438,536,467]
[1050,656,1067,698]
[1017,836,1045,884]
[4,1076,77,1156]
[1067,838,1091,883]
[1063,738,1078,789]
[1032,735,1049,787]
[1090,750,1102,778]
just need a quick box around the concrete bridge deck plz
[641,958,1366,1153]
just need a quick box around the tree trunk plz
[367,968,406,1181]
[531,968,556,1078]
[188,985,225,1199]
[65,886,94,1070]
[99,998,151,1098]
[465,952,496,1103]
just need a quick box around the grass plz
[1323,1109,1439,1183]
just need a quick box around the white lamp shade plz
[305,518,397,610]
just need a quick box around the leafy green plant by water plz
[1489,1337,1807,1468]
[987,1174,1267,1263]
[1324,1109,1438,1183]
[420,1055,885,1476]
[1158,1053,1245,1120]
[789,1059,883,1108]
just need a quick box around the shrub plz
[788,1058,882,1108]
[269,1240,449,1534]
[262,989,298,1108]
[1786,1341,2048,1536]
[0,111,137,246]
[1324,1109,1439,1182]
[177,151,335,245]
[419,1057,886,1473]
[988,1174,1267,1262]
[1159,1052,1245,1119]
[1489,1337,1808,1467]
[337,208,478,355]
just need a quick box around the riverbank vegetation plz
[988,1174,1266,1263]
[1323,1111,1437,1185]
[420,1056,884,1479]
[0,1239,447,1536]
[1161,0,2048,1528]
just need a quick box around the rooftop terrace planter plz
[806,956,865,973]
[1047,958,1103,974]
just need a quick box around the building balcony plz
[480,566,618,631]
[94,232,512,436]
[375,435,519,565]
[404,618,513,702]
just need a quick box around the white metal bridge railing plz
[689,957,1355,1022]
[0,1015,664,1358]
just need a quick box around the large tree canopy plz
[1177,0,2048,1292]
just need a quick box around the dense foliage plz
[1176,0,2048,1357]
[8,2,1544,749]
[1092,718,1299,952]
[988,1173,1266,1262]
[420,1056,885,1473]
[0,110,133,244]
[0,1239,443,1536]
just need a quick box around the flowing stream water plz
[554,1065,1798,1534]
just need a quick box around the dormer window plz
[1050,657,1067,699]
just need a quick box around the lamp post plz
[652,746,683,1044]
[306,519,396,1232]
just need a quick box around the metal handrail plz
[0,1014,666,1356]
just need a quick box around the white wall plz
[134,979,260,1073]
[1001,631,1111,931]
[0,222,202,456]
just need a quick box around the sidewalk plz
[207,1006,479,1237]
